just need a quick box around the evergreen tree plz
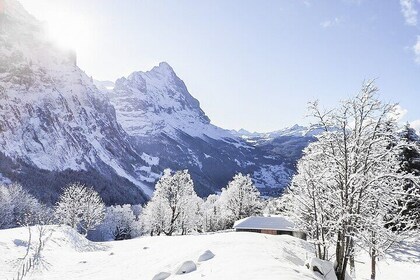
[397,123,420,229]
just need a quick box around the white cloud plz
[303,1,312,8]
[388,106,420,134]
[321,21,332,28]
[394,105,408,121]
[387,105,419,134]
[410,119,420,133]
[320,17,341,28]
[413,36,420,64]
[400,0,418,26]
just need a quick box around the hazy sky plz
[20,0,420,132]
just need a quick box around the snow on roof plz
[233,216,296,231]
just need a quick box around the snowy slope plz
[0,226,320,280]
[0,0,152,203]
[1,226,418,280]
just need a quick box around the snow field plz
[1,226,418,280]
[0,225,322,280]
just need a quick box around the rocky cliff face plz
[0,0,153,204]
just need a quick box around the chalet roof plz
[233,216,296,231]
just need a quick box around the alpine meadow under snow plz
[0,0,420,280]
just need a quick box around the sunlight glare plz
[44,13,92,53]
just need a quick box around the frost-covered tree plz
[0,185,13,229]
[0,184,49,229]
[142,169,200,236]
[131,204,143,221]
[202,193,241,232]
[219,173,262,227]
[202,194,224,232]
[285,81,419,280]
[96,204,141,240]
[177,195,204,235]
[263,197,288,215]
[55,183,105,235]
[284,146,334,260]
[142,195,170,236]
[55,183,86,229]
[79,188,106,236]
[0,183,53,261]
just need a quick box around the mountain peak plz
[155,61,174,72]
[111,63,212,138]
[125,62,176,83]
[148,61,176,80]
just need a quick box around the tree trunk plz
[321,227,327,260]
[335,232,344,279]
[370,249,376,280]
[316,244,322,259]
[350,254,356,278]
[349,237,356,278]
[335,231,350,280]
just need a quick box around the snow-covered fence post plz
[14,249,43,280]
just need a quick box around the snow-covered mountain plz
[107,64,315,196]
[231,124,324,140]
[0,0,153,204]
[231,125,318,165]
[0,0,314,203]
[110,62,236,141]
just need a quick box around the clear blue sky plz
[20,0,420,132]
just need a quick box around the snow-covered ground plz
[353,238,420,280]
[0,226,418,280]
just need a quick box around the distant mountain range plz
[0,0,316,204]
